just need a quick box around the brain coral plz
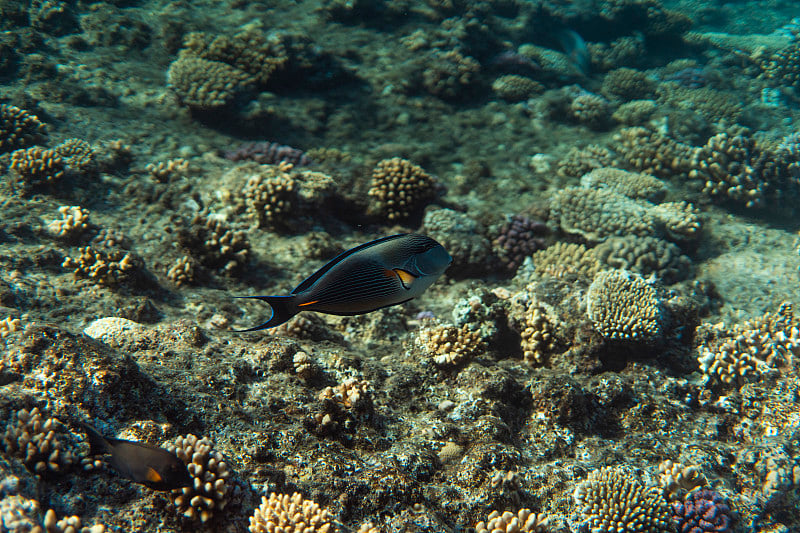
[587,270,663,341]
[550,186,656,242]
[671,488,735,533]
[574,466,672,533]
[580,167,668,202]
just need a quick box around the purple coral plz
[492,214,547,273]
[223,141,312,166]
[672,489,735,533]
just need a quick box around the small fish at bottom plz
[83,423,192,491]
[236,233,452,331]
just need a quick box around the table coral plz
[367,157,436,222]
[166,434,232,524]
[249,492,337,533]
[574,466,671,533]
[586,270,663,341]
[0,104,46,154]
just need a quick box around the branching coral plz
[417,323,485,367]
[249,492,337,533]
[1,407,77,475]
[62,246,137,287]
[368,157,436,221]
[586,270,663,341]
[0,104,46,153]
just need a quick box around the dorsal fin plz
[291,234,409,295]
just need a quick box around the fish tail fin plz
[234,295,298,331]
[81,422,112,456]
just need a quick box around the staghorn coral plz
[613,127,694,179]
[580,167,668,203]
[527,242,601,280]
[556,144,620,179]
[422,48,481,100]
[574,466,671,533]
[492,214,547,274]
[417,323,485,367]
[586,270,663,341]
[146,158,189,183]
[53,138,94,173]
[0,104,46,154]
[166,434,232,524]
[670,489,734,533]
[475,509,550,533]
[248,492,336,533]
[550,186,657,243]
[697,303,800,386]
[241,169,297,229]
[368,157,436,222]
[178,214,250,274]
[9,146,66,191]
[62,246,136,287]
[492,74,544,102]
[224,141,312,167]
[658,460,707,500]
[602,68,656,100]
[652,201,701,243]
[45,206,90,240]
[1,407,77,475]
[165,255,197,287]
[594,235,692,284]
[166,56,254,111]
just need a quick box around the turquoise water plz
[1,0,800,531]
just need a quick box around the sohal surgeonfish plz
[83,423,192,491]
[237,233,452,331]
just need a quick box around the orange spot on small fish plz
[146,468,163,483]
[298,300,319,307]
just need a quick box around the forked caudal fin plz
[234,295,298,331]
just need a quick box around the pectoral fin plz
[145,467,163,484]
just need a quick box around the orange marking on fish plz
[298,300,319,307]
[393,269,416,286]
[145,468,163,483]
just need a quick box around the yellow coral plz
[368,157,436,221]
[249,492,337,533]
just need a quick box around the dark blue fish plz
[237,234,452,331]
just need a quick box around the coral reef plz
[492,214,547,274]
[422,208,494,278]
[0,317,22,338]
[574,466,672,533]
[416,323,485,367]
[586,270,663,341]
[421,48,481,100]
[651,202,702,243]
[0,104,46,154]
[241,167,298,229]
[613,127,693,179]
[658,460,707,500]
[9,146,66,192]
[492,74,544,102]
[474,509,550,533]
[557,144,620,178]
[550,186,656,243]
[166,56,254,110]
[602,67,656,100]
[527,242,601,280]
[165,255,197,287]
[166,434,233,524]
[594,235,692,284]
[177,214,250,274]
[367,157,436,222]
[45,206,91,240]
[509,297,558,365]
[671,489,735,533]
[248,492,336,533]
[62,246,137,287]
[580,167,668,203]
[224,141,312,167]
[54,138,95,173]
[145,158,189,183]
[1,407,77,475]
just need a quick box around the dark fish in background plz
[554,29,591,76]
[236,233,452,331]
[82,423,192,491]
